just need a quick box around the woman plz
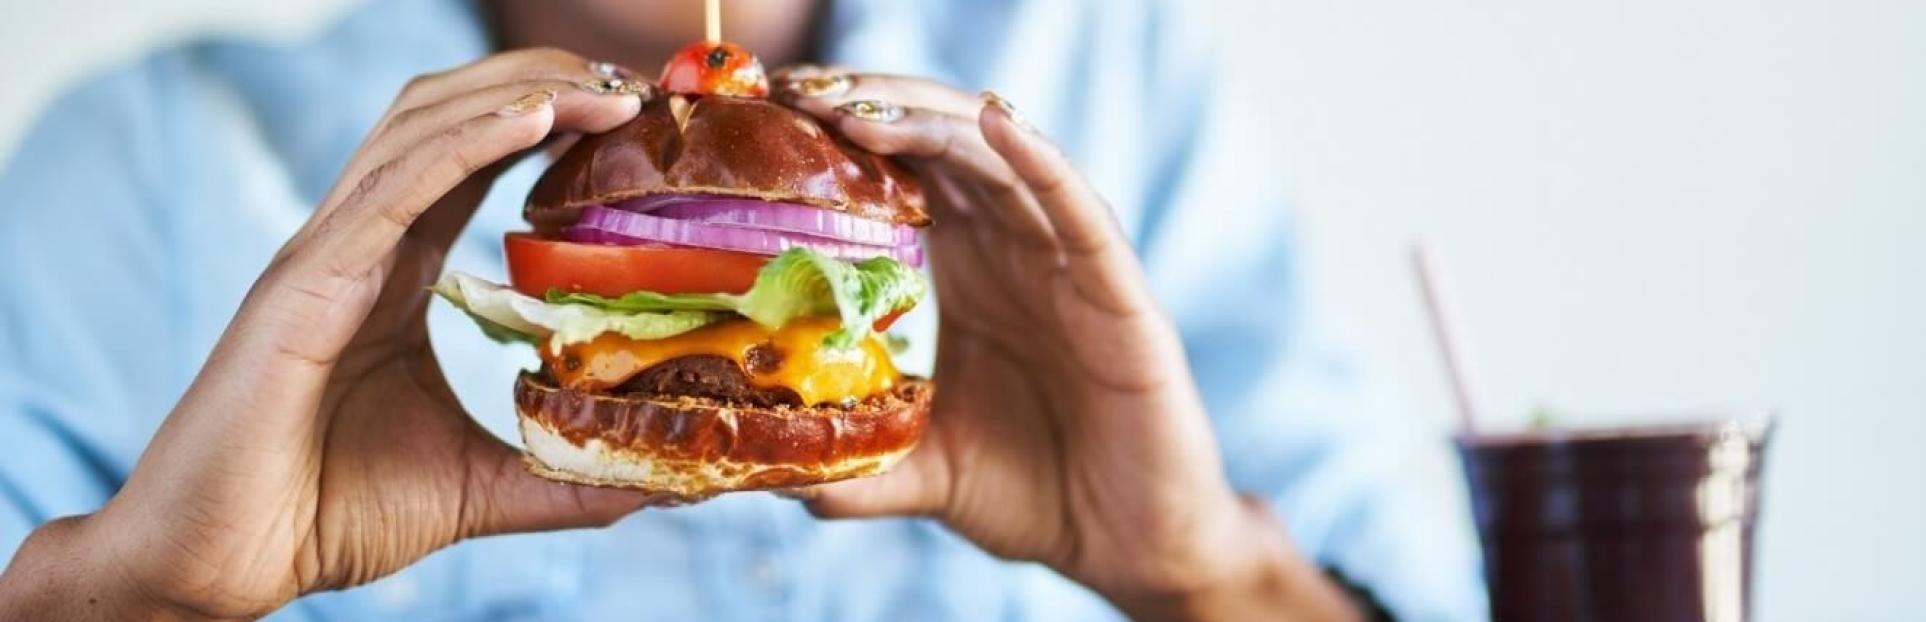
[0,0,1482,619]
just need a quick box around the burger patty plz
[543,354,804,407]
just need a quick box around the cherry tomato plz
[659,41,769,97]
[504,233,765,298]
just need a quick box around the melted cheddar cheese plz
[539,316,898,406]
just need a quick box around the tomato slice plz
[872,308,907,333]
[504,233,766,298]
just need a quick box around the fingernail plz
[783,63,825,78]
[581,77,655,100]
[786,74,851,98]
[580,77,620,93]
[837,99,905,123]
[495,89,556,117]
[981,90,1034,133]
[587,60,623,78]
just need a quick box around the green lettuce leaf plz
[546,248,925,348]
[431,272,724,354]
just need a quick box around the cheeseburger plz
[434,41,932,500]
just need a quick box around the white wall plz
[1226,2,1926,620]
[3,1,1921,620]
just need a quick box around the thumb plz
[791,426,953,519]
[460,436,659,537]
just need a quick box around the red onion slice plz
[566,205,924,266]
[609,194,919,246]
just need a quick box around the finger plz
[334,48,640,198]
[460,435,656,537]
[780,72,980,118]
[360,80,644,254]
[258,93,559,367]
[978,92,1152,315]
[384,79,644,153]
[350,47,600,166]
[827,102,1058,247]
[318,98,556,265]
[228,100,556,386]
[977,93,1120,255]
[327,79,644,216]
[332,79,642,243]
[392,47,628,112]
[799,427,952,519]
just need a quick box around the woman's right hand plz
[0,48,654,620]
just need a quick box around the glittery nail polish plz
[786,74,852,98]
[495,89,556,117]
[581,77,654,99]
[980,91,1034,133]
[837,99,905,123]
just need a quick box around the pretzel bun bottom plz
[513,371,932,500]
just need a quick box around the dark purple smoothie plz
[1457,422,1770,622]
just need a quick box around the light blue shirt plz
[0,0,1484,619]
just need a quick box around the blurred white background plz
[2,1,1921,620]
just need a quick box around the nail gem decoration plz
[582,77,655,99]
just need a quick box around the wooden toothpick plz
[706,0,722,43]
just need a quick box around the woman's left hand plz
[772,68,1362,622]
